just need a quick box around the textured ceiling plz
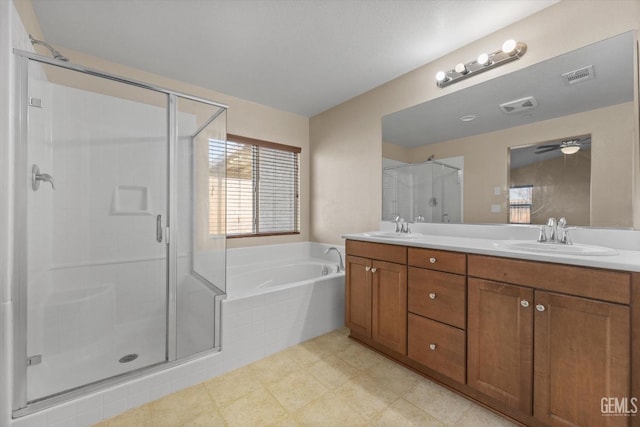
[32,0,558,117]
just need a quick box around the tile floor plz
[94,328,517,426]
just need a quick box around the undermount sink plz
[494,240,618,256]
[365,231,424,240]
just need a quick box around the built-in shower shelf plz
[111,185,152,215]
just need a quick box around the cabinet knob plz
[520,300,529,308]
[428,292,436,300]
[536,304,546,312]
[371,267,377,273]
[429,343,437,351]
[429,257,437,264]
[365,266,370,272]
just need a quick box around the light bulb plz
[435,71,447,83]
[502,39,517,55]
[454,63,468,74]
[477,53,490,66]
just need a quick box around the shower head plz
[29,34,69,62]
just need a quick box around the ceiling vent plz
[499,96,537,114]
[561,65,595,85]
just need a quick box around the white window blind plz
[208,138,227,236]
[509,185,533,224]
[215,134,300,237]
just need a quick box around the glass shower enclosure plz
[382,159,463,223]
[12,50,227,414]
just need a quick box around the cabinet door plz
[467,278,533,414]
[534,291,630,427]
[372,260,407,354]
[345,255,372,338]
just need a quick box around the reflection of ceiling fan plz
[534,136,591,155]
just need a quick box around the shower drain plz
[119,354,139,363]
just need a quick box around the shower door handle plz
[156,214,163,243]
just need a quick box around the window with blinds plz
[509,185,533,224]
[211,134,300,237]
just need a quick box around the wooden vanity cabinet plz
[345,240,637,427]
[468,254,631,427]
[345,240,407,354]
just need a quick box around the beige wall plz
[310,0,640,244]
[15,0,310,249]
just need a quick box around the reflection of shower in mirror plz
[382,156,463,224]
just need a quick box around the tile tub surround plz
[94,328,517,427]
[9,242,344,426]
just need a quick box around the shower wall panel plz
[40,81,167,340]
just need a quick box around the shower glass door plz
[21,60,169,402]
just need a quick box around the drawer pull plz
[371,267,377,273]
[520,300,529,308]
[429,343,437,351]
[536,304,546,312]
[428,292,437,300]
[429,257,437,264]
[365,266,370,272]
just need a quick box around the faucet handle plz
[537,226,547,242]
[559,226,575,245]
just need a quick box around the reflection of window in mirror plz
[509,185,533,224]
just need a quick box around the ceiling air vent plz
[499,96,537,114]
[561,65,595,85]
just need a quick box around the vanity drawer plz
[346,240,407,264]
[408,267,466,329]
[468,254,630,304]
[408,313,465,384]
[408,247,466,274]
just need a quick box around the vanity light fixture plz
[435,39,527,88]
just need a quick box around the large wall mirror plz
[382,31,635,227]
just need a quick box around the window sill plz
[226,232,301,239]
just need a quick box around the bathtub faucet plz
[324,247,344,273]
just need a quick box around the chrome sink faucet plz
[393,216,410,233]
[324,247,344,272]
[538,217,572,244]
[394,216,403,232]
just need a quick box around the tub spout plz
[324,247,344,273]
